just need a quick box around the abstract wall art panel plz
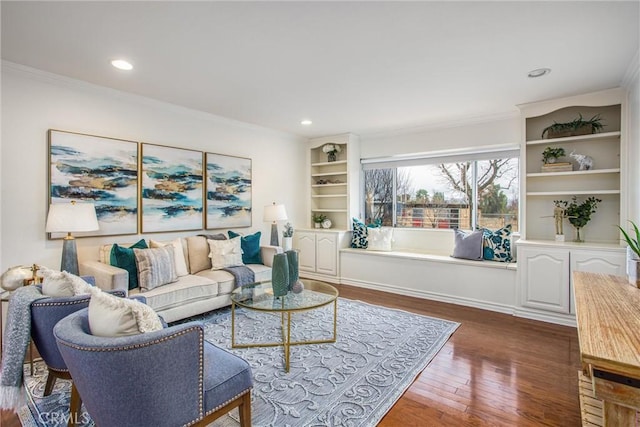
[48,130,139,238]
[141,144,204,233]
[205,153,252,229]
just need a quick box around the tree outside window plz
[364,157,518,231]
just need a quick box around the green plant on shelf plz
[312,213,327,224]
[541,146,566,164]
[541,113,605,139]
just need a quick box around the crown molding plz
[1,60,302,140]
[358,109,520,140]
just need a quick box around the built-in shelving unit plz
[307,133,360,230]
[515,88,628,326]
[519,90,626,244]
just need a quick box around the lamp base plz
[270,223,279,247]
[61,237,79,275]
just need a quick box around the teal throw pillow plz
[481,224,512,262]
[228,230,262,264]
[110,239,148,290]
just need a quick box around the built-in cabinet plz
[294,230,349,283]
[516,88,628,325]
[518,242,626,323]
[308,133,360,231]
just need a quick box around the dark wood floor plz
[1,284,581,426]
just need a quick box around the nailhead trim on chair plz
[56,325,202,352]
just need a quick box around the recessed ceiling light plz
[527,68,551,78]
[111,59,133,71]
[301,119,312,126]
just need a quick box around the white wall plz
[626,61,640,223]
[359,113,520,159]
[1,62,306,271]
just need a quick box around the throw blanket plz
[0,286,47,411]
[223,265,255,288]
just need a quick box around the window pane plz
[364,169,394,226]
[362,156,519,231]
[396,163,471,229]
[476,158,519,232]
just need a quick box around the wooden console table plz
[574,271,640,426]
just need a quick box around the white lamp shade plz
[46,202,99,233]
[263,204,288,222]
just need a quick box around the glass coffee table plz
[230,279,338,372]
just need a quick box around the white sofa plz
[80,235,281,322]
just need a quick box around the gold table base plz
[231,298,338,372]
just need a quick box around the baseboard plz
[513,307,577,327]
[339,277,515,316]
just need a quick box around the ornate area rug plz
[19,298,459,426]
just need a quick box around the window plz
[362,152,519,231]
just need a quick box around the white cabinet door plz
[316,233,338,276]
[570,250,626,276]
[569,249,626,314]
[296,232,317,272]
[519,246,570,313]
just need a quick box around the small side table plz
[0,290,36,375]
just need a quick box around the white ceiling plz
[2,1,639,138]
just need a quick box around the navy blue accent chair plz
[54,308,253,427]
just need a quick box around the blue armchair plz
[30,278,126,397]
[54,308,253,427]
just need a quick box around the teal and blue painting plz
[49,130,138,237]
[142,144,204,232]
[206,153,251,228]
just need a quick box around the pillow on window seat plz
[451,229,484,261]
[367,227,393,251]
[480,224,513,262]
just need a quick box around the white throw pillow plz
[41,267,94,297]
[366,227,394,251]
[149,238,189,277]
[207,237,244,270]
[88,289,163,337]
[134,246,178,291]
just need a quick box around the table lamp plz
[263,203,288,246]
[46,201,99,275]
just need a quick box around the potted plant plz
[555,196,602,242]
[312,213,327,229]
[282,222,294,251]
[541,113,605,139]
[618,220,640,287]
[542,147,566,164]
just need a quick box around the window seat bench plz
[337,228,518,316]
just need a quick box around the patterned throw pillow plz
[351,218,369,248]
[134,246,178,291]
[208,236,244,270]
[481,224,513,262]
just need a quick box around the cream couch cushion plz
[186,236,212,273]
[130,274,218,312]
[196,264,272,295]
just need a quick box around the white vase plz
[628,247,640,288]
[282,237,293,252]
